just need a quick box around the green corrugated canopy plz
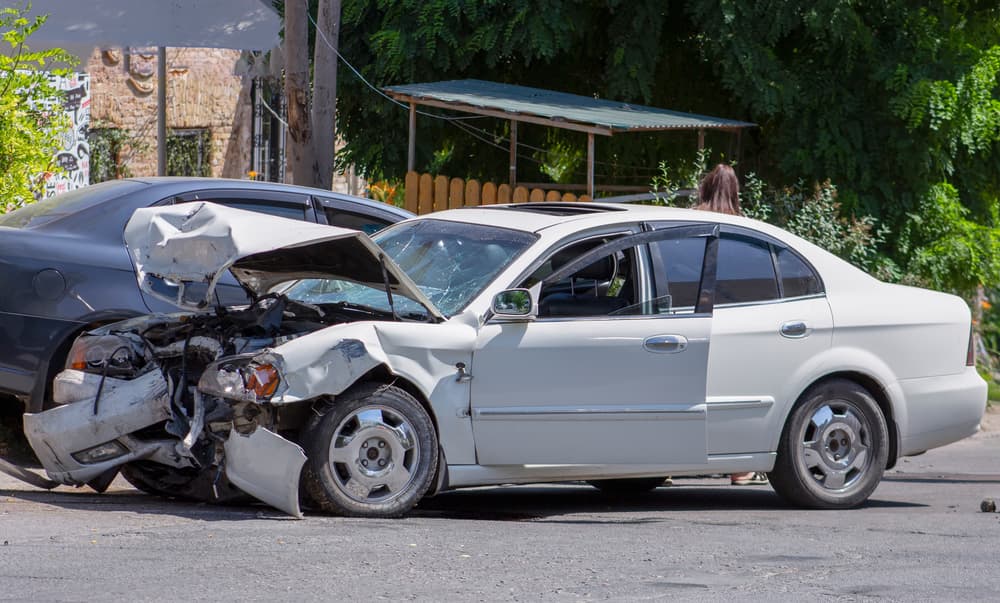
[384,79,755,134]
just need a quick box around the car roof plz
[419,202,749,234]
[124,177,413,219]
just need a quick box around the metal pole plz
[407,102,416,172]
[157,47,167,176]
[697,128,705,152]
[509,120,518,187]
[587,132,595,198]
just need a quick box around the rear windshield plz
[0,180,146,229]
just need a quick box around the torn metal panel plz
[260,323,391,403]
[223,427,306,518]
[23,369,173,484]
[124,202,443,320]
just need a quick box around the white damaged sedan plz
[20,201,986,517]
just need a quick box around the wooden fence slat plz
[433,175,449,212]
[410,170,619,210]
[465,179,481,206]
[418,173,433,214]
[482,182,497,205]
[499,184,513,204]
[448,177,465,209]
[404,171,419,214]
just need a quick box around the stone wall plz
[87,47,249,179]
[86,47,364,195]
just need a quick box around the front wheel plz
[770,379,889,509]
[301,383,438,517]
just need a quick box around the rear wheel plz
[770,379,888,509]
[588,477,669,494]
[301,383,437,517]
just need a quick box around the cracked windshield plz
[286,219,536,317]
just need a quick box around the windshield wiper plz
[378,254,401,322]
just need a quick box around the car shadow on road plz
[411,483,925,522]
[1,481,925,522]
[0,488,301,521]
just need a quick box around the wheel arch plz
[306,363,451,495]
[29,309,144,413]
[794,371,900,470]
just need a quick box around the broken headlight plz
[198,355,282,402]
[66,334,142,377]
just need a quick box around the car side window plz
[650,237,707,314]
[715,235,779,305]
[776,247,822,297]
[521,236,645,318]
[324,208,391,235]
[208,200,308,221]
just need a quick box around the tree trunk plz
[311,0,340,190]
[283,0,315,186]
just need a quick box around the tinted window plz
[652,237,706,313]
[325,208,391,235]
[716,236,778,304]
[777,247,822,297]
[198,199,307,221]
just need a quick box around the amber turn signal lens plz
[246,364,279,398]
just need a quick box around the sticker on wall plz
[42,72,91,198]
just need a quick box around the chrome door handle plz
[644,334,688,353]
[780,321,810,338]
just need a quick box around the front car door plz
[470,224,719,467]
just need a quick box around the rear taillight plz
[967,325,976,366]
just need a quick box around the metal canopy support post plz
[157,47,167,176]
[587,132,595,198]
[407,102,416,172]
[697,128,705,152]
[509,120,518,187]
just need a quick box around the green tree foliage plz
[323,1,1000,296]
[684,0,1000,297]
[0,4,74,212]
[335,0,700,183]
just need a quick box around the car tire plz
[770,379,889,509]
[301,382,438,517]
[120,462,249,503]
[587,477,668,494]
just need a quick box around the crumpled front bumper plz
[23,368,309,518]
[23,369,174,485]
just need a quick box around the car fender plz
[260,319,479,465]
[762,344,903,455]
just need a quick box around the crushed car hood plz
[124,201,443,319]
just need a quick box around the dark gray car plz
[0,177,412,417]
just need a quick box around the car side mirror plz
[491,288,537,321]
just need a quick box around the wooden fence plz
[402,171,592,215]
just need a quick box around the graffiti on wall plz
[43,72,91,198]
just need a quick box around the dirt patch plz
[981,405,998,432]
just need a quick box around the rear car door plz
[688,227,834,456]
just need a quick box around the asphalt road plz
[1,411,999,602]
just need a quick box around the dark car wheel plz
[588,477,668,494]
[769,379,889,509]
[301,383,438,517]
[120,462,249,503]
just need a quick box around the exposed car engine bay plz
[23,292,400,514]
